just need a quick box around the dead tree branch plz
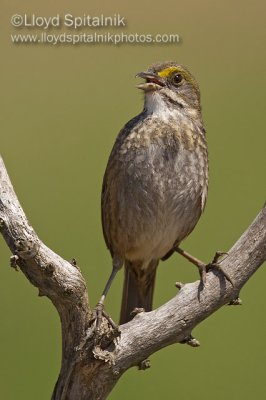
[0,156,265,399]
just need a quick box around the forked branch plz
[0,156,265,399]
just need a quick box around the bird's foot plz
[206,251,234,286]
[176,248,234,287]
[92,303,120,348]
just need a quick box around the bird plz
[96,61,209,330]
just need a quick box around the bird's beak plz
[136,71,165,91]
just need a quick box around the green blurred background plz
[1,0,265,399]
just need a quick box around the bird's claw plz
[206,251,234,287]
[176,247,233,287]
[211,251,229,264]
[198,263,207,285]
[92,304,120,347]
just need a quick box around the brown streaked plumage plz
[98,62,208,329]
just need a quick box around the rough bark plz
[0,156,265,399]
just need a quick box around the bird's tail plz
[119,259,158,325]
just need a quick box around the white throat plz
[144,91,180,121]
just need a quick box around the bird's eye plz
[172,73,183,85]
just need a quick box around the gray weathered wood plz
[0,156,265,399]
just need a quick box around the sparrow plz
[97,61,209,330]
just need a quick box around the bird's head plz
[136,62,201,114]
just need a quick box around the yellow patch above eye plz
[158,67,179,78]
